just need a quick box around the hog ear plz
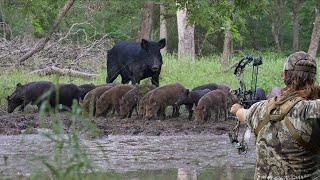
[158,38,166,49]
[16,83,22,87]
[192,104,196,111]
[141,39,149,49]
[185,89,190,96]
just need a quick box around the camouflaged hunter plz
[233,51,320,179]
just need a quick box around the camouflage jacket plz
[246,99,320,179]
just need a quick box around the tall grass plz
[1,52,319,105]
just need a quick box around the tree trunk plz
[271,22,281,52]
[159,4,167,53]
[308,6,320,58]
[139,2,155,40]
[221,21,232,67]
[292,0,301,51]
[176,8,195,59]
[19,0,75,64]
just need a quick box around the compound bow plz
[228,55,263,154]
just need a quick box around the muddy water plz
[0,133,256,178]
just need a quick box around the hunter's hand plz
[230,103,243,115]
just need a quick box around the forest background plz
[1,0,320,98]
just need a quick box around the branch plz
[18,0,75,64]
[75,33,109,61]
[30,66,98,79]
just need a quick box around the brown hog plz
[82,84,115,115]
[193,89,228,123]
[137,92,152,118]
[119,84,156,118]
[95,84,134,117]
[145,83,189,120]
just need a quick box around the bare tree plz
[177,7,195,59]
[160,4,167,53]
[292,0,302,51]
[19,0,75,64]
[308,4,320,58]
[269,0,286,52]
[139,2,155,40]
[221,21,232,67]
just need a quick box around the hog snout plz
[151,66,160,72]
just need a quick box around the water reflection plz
[88,167,254,180]
[0,134,256,178]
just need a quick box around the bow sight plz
[228,55,263,154]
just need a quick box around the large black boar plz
[106,39,166,87]
[6,81,54,113]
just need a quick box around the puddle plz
[0,134,256,178]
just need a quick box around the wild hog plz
[267,87,282,99]
[255,87,267,100]
[82,84,116,114]
[192,83,219,91]
[137,92,153,118]
[106,39,166,86]
[193,89,228,123]
[49,83,81,110]
[219,88,239,107]
[176,89,211,120]
[78,83,96,100]
[6,81,54,113]
[119,84,156,118]
[145,83,189,120]
[95,84,134,117]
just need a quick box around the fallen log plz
[30,66,98,79]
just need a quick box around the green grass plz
[1,52,320,106]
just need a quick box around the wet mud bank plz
[0,106,236,136]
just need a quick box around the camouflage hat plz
[284,51,317,74]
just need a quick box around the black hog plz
[119,84,156,118]
[192,83,230,92]
[192,83,219,91]
[6,81,54,113]
[106,39,166,87]
[145,83,188,120]
[176,89,211,120]
[50,83,81,110]
[78,83,96,100]
[255,87,267,100]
